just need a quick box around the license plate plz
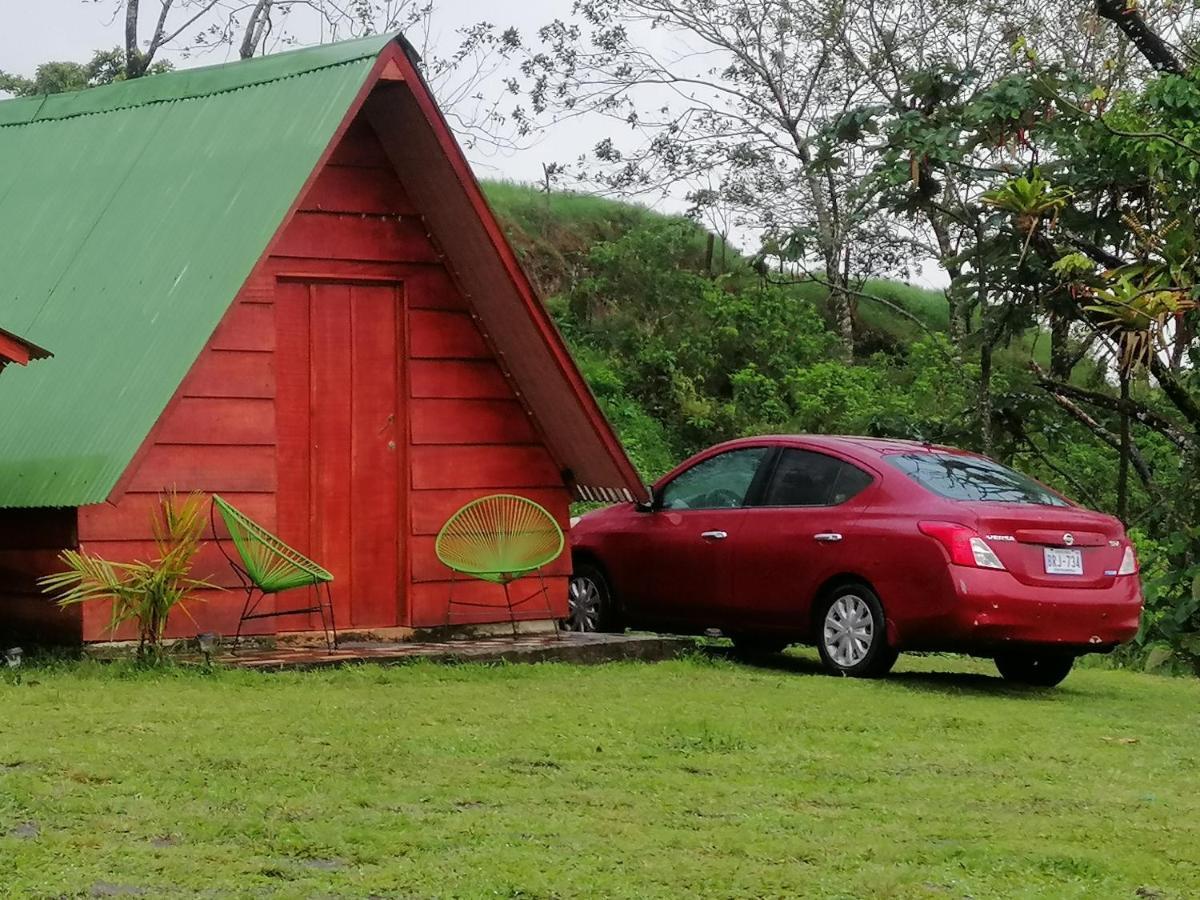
[1044,547,1083,575]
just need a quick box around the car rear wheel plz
[565,563,618,633]
[815,584,898,678]
[994,653,1074,687]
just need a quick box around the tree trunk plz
[125,0,142,79]
[828,269,854,364]
[1050,312,1072,380]
[1117,368,1131,523]
[1096,0,1184,73]
[980,341,994,455]
[240,0,274,59]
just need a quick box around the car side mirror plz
[634,486,657,513]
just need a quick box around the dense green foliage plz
[2,653,1199,897]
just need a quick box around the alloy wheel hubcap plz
[823,594,874,668]
[566,576,601,632]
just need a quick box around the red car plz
[568,436,1142,685]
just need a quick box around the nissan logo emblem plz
[1063,533,1075,546]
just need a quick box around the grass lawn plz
[2,651,1198,899]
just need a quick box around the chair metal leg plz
[504,581,519,639]
[322,582,337,652]
[234,587,258,654]
[535,567,561,641]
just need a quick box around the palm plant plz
[40,492,215,658]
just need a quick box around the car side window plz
[659,448,770,510]
[762,449,873,507]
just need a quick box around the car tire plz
[815,583,898,678]
[730,635,789,657]
[565,563,620,633]
[994,653,1075,687]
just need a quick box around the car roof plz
[712,434,973,459]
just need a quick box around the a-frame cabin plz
[0,35,645,643]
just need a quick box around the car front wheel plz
[994,653,1074,687]
[815,584,898,678]
[565,564,617,633]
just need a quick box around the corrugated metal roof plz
[0,35,393,507]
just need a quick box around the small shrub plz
[40,491,215,659]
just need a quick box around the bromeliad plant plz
[40,491,215,658]
[982,169,1073,236]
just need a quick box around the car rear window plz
[886,452,1069,506]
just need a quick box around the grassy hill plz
[483,180,949,349]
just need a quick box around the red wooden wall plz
[68,111,571,641]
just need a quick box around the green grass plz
[2,652,1198,898]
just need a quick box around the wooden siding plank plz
[408,309,490,359]
[271,280,312,634]
[349,283,402,626]
[268,257,432,282]
[127,445,276,493]
[154,397,275,445]
[180,349,274,399]
[410,445,562,490]
[299,164,417,215]
[309,282,354,629]
[404,268,467,311]
[210,301,276,351]
[408,359,514,399]
[326,119,391,167]
[80,492,275,542]
[409,398,537,445]
[275,212,439,264]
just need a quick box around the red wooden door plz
[276,279,404,630]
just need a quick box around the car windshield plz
[886,452,1070,506]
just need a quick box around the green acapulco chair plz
[211,495,338,652]
[435,494,566,637]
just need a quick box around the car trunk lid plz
[971,505,1124,589]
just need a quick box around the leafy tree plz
[0,49,170,96]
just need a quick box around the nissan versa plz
[567,435,1143,686]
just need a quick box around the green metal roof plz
[0,34,396,507]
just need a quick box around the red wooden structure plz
[0,328,49,371]
[0,37,644,643]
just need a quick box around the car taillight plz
[1117,544,1139,576]
[918,521,1006,570]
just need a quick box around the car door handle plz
[814,533,843,542]
[701,530,728,541]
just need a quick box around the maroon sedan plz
[568,436,1142,685]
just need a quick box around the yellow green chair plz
[211,495,337,651]
[435,494,565,636]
